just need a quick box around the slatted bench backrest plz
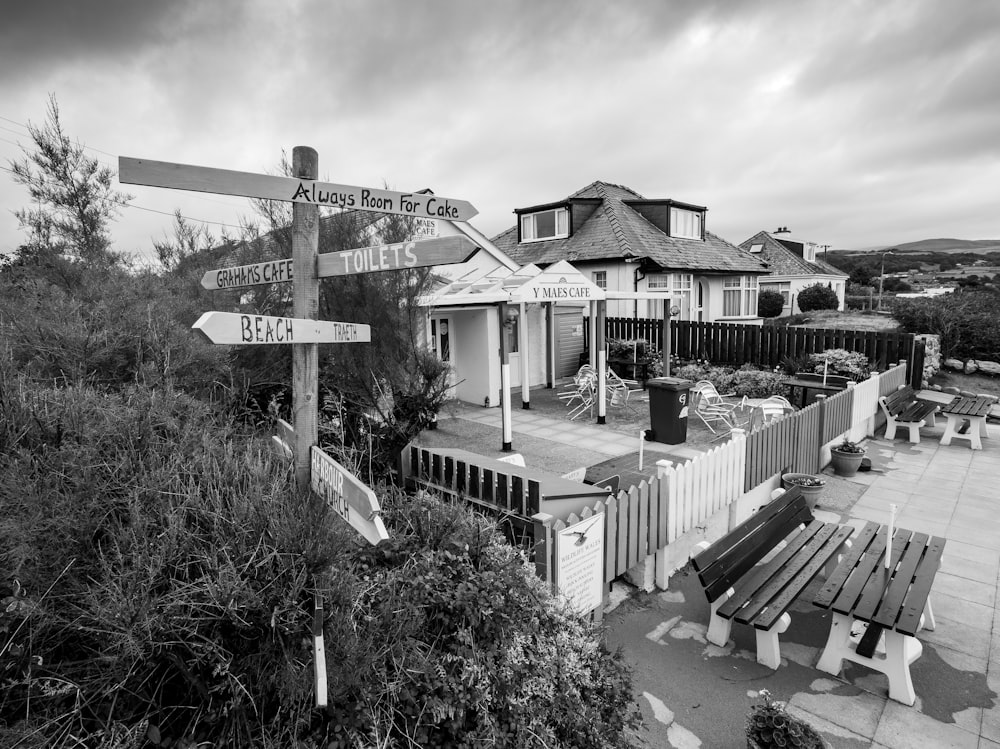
[692,486,814,602]
[882,386,916,415]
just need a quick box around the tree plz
[881,277,912,293]
[7,94,131,260]
[849,263,876,286]
[797,283,839,312]
[757,289,785,318]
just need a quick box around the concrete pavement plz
[418,398,1000,747]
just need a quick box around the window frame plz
[722,275,760,317]
[520,207,569,243]
[591,270,607,290]
[669,207,703,240]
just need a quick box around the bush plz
[808,348,872,381]
[757,290,785,318]
[796,283,839,312]
[1,376,640,748]
[893,288,1000,361]
[673,362,786,399]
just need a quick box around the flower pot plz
[781,473,825,509]
[830,447,865,477]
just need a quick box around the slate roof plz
[739,230,847,278]
[491,181,768,274]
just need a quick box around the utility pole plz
[878,248,896,312]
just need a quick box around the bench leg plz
[706,591,734,648]
[816,614,923,706]
[921,596,936,632]
[884,631,921,706]
[883,417,898,441]
[755,613,791,670]
[817,612,853,675]
[906,422,922,444]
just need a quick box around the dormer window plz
[670,207,703,240]
[521,207,569,242]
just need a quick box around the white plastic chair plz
[560,467,587,482]
[691,380,746,436]
[606,369,642,412]
[497,453,526,467]
[746,395,795,431]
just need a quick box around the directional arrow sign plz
[192,312,371,345]
[120,157,478,221]
[318,235,478,278]
[311,446,389,545]
[200,235,478,290]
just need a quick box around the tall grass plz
[0,372,352,747]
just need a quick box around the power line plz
[0,163,245,231]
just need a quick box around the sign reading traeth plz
[200,235,478,290]
[192,311,371,345]
[120,157,478,221]
[310,446,389,546]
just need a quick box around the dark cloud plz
[0,1,207,83]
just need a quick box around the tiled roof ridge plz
[566,180,644,201]
[595,182,634,257]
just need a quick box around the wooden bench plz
[691,486,854,669]
[878,385,939,443]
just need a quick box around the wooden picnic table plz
[939,394,994,449]
[812,521,945,705]
[781,373,851,409]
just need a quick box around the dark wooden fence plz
[590,317,919,377]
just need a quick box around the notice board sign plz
[554,514,605,614]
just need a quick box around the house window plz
[749,243,764,254]
[670,208,702,240]
[520,208,569,242]
[646,273,692,318]
[592,270,607,289]
[723,276,759,317]
[760,282,791,306]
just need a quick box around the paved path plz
[417,402,1000,747]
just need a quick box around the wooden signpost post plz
[121,146,477,708]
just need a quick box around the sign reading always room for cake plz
[554,514,605,614]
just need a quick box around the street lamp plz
[878,249,896,312]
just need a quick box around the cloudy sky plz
[2,0,998,262]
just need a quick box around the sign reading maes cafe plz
[119,157,478,221]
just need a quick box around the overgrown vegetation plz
[892,287,1000,361]
[0,368,641,747]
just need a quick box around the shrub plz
[673,363,786,399]
[730,365,788,398]
[757,290,785,318]
[893,288,1000,361]
[796,283,839,312]
[809,348,872,381]
[1,376,641,748]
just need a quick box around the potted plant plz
[746,689,827,748]
[830,437,866,477]
[780,473,825,509]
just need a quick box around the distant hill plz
[891,238,1000,254]
[830,238,1000,256]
